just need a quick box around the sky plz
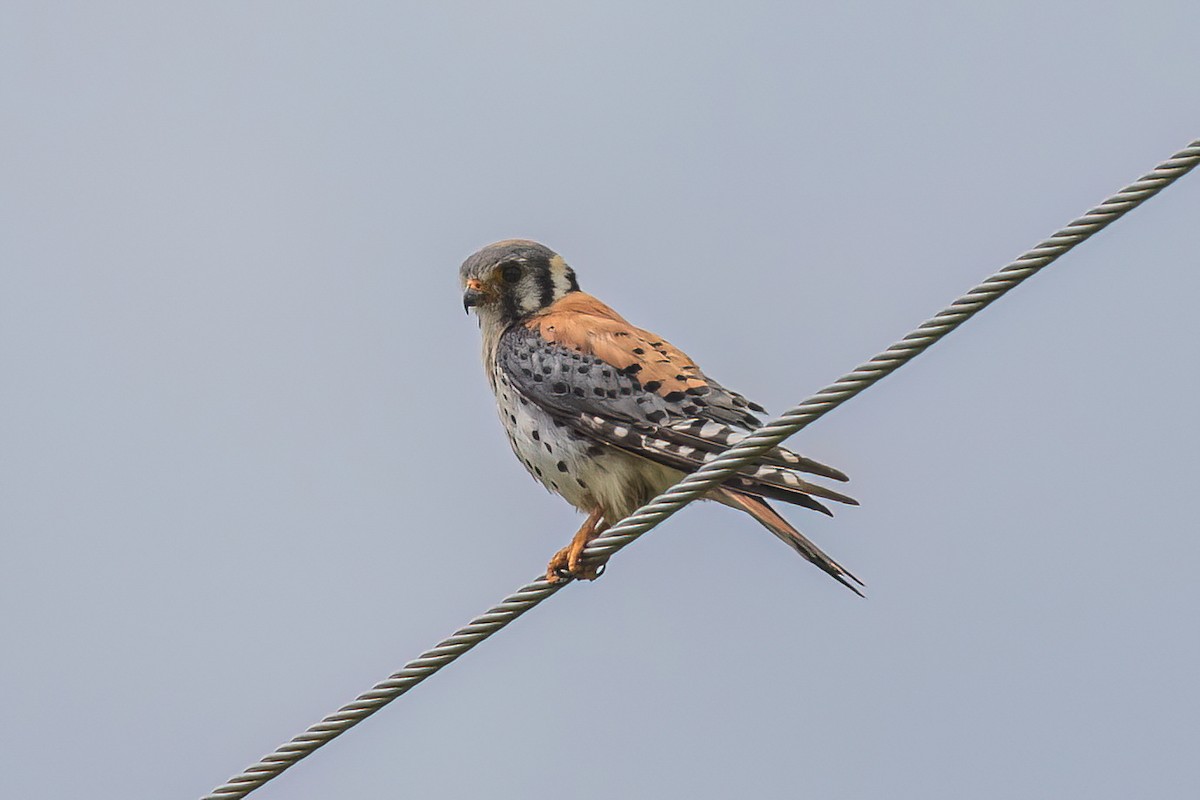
[3,3,1199,799]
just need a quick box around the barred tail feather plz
[573,414,857,515]
[714,488,864,596]
[660,420,850,482]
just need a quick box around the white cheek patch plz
[549,254,575,298]
[515,277,542,316]
[550,266,572,298]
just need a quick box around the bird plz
[460,239,862,594]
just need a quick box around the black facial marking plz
[537,268,555,309]
[500,288,518,323]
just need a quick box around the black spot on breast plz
[534,466,544,477]
[556,460,568,472]
[622,363,641,375]
[619,387,631,396]
[663,391,685,403]
[542,365,553,375]
[577,365,590,374]
[533,373,543,382]
[643,380,662,392]
[531,430,540,441]
[508,414,517,424]
[552,382,568,394]
[606,389,617,398]
[594,387,606,397]
[632,347,645,355]
[550,481,559,490]
[521,368,533,377]
[576,478,589,489]
[572,387,585,397]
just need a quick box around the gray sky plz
[3,3,1199,799]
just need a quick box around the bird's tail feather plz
[713,487,864,596]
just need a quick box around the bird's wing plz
[497,312,855,513]
[527,291,768,429]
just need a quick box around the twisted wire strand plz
[203,138,1200,799]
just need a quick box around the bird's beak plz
[463,278,485,314]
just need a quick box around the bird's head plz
[460,239,580,327]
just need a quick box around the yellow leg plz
[546,508,609,583]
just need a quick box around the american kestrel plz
[461,240,862,593]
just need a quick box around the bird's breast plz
[488,360,681,520]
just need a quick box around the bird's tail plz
[713,487,864,596]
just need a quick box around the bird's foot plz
[545,509,608,583]
[546,542,605,583]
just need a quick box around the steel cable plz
[203,137,1200,799]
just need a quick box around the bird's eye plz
[499,262,523,283]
